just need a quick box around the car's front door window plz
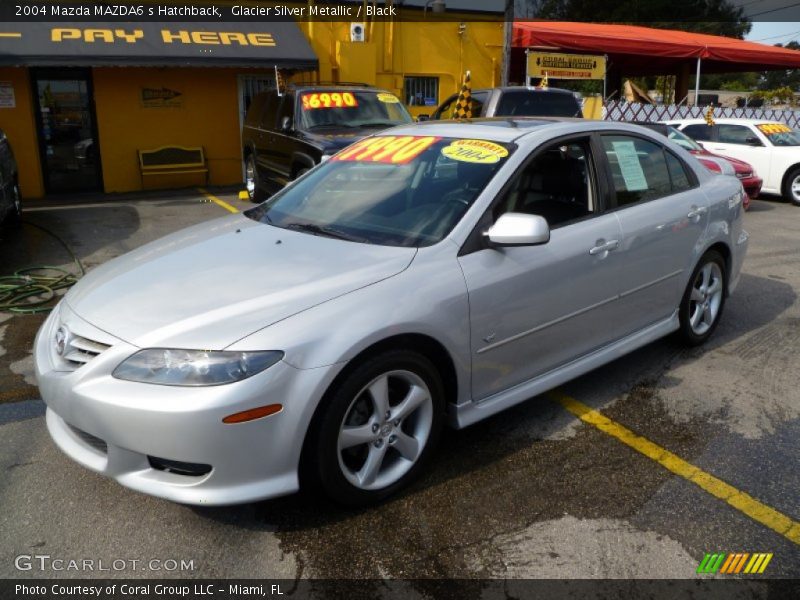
[493,138,597,228]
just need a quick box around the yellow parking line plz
[197,188,238,214]
[549,391,800,545]
[0,389,36,402]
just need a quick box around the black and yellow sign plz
[141,87,182,109]
[0,22,317,68]
[527,52,606,81]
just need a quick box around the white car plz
[664,118,800,205]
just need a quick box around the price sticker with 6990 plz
[301,92,358,110]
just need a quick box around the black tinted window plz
[665,151,693,193]
[718,124,755,144]
[495,91,581,117]
[682,124,714,142]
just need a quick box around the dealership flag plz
[453,70,473,119]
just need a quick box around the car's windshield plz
[756,123,800,146]
[298,91,413,130]
[667,127,704,151]
[245,135,513,247]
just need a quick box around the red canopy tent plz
[512,21,800,101]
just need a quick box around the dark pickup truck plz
[242,84,413,201]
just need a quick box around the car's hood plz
[302,125,406,151]
[697,149,754,174]
[65,215,416,349]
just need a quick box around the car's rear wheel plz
[678,250,726,346]
[244,155,265,203]
[782,167,800,206]
[308,350,445,506]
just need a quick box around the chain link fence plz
[604,100,800,128]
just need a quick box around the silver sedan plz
[34,119,748,506]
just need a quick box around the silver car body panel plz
[34,118,748,505]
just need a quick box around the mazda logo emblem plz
[55,326,68,356]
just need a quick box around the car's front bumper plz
[34,302,335,506]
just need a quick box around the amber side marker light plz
[223,404,283,424]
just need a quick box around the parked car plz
[665,118,800,205]
[636,122,761,210]
[421,86,583,120]
[35,118,747,507]
[242,84,413,201]
[0,129,21,228]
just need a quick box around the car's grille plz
[62,334,111,370]
[67,423,108,454]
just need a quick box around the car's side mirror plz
[486,213,550,246]
[281,116,292,132]
[745,136,762,147]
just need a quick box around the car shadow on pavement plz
[190,272,795,577]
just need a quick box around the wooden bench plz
[138,146,208,187]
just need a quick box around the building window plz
[404,76,439,107]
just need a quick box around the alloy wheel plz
[791,174,800,204]
[245,157,256,198]
[337,370,433,491]
[688,262,723,335]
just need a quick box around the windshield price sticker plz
[441,139,509,164]
[333,135,440,164]
[301,92,358,110]
[377,93,401,103]
[757,123,791,135]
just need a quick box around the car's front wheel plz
[4,183,21,228]
[782,167,800,206]
[678,249,727,345]
[244,154,264,203]
[307,350,445,506]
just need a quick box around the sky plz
[746,22,800,45]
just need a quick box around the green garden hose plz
[0,221,85,314]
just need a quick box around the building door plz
[31,68,102,194]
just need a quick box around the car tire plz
[293,167,310,180]
[677,249,727,346]
[244,154,265,203]
[306,350,445,507]
[782,167,800,206]
[5,183,21,228]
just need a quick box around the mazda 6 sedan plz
[34,118,749,506]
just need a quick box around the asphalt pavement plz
[0,188,798,581]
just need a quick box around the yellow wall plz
[0,68,44,199]
[92,67,254,193]
[296,20,504,118]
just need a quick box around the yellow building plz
[0,2,504,199]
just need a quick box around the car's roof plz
[467,86,577,96]
[666,117,781,126]
[385,117,670,143]
[290,84,389,92]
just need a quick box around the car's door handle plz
[687,206,708,220]
[589,239,619,255]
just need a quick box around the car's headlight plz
[112,349,284,386]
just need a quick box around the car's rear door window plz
[601,135,676,206]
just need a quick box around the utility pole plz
[501,0,514,86]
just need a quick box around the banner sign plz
[527,52,606,80]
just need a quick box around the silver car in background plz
[34,119,748,506]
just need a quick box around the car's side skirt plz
[449,311,680,429]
